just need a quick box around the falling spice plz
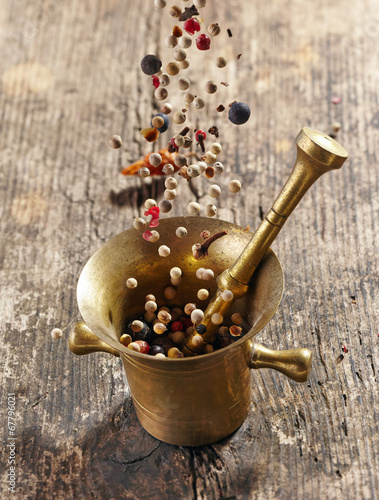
[178,5,199,21]
[192,231,228,260]
[227,28,233,37]
[217,104,225,112]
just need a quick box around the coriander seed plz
[184,302,196,315]
[165,177,177,189]
[158,245,171,257]
[109,135,122,149]
[153,322,167,334]
[126,278,138,289]
[133,218,147,230]
[51,328,63,339]
[131,320,144,332]
[229,179,241,193]
[167,347,184,358]
[187,201,201,215]
[175,226,187,237]
[208,184,221,198]
[191,335,203,347]
[166,62,180,75]
[207,22,220,36]
[149,152,162,167]
[164,286,177,300]
[205,81,217,94]
[197,289,209,300]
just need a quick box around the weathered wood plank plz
[0,0,378,499]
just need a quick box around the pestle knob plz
[69,321,120,357]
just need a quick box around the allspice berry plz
[109,135,122,149]
[207,23,221,36]
[166,62,180,75]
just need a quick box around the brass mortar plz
[69,127,348,446]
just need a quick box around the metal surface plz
[183,127,348,355]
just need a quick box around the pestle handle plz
[183,128,348,356]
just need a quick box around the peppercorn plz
[145,294,156,303]
[221,289,233,302]
[191,309,204,324]
[210,142,222,155]
[197,161,207,172]
[158,245,170,257]
[182,136,192,148]
[217,104,225,112]
[149,230,160,242]
[151,116,165,130]
[197,289,209,300]
[153,322,167,334]
[173,134,185,147]
[205,166,215,178]
[205,204,217,217]
[208,184,221,198]
[138,167,150,177]
[174,154,187,167]
[165,177,177,189]
[184,91,195,103]
[194,0,206,6]
[214,161,224,174]
[109,135,122,149]
[128,341,142,352]
[229,179,241,193]
[169,5,182,17]
[126,278,138,289]
[191,335,203,347]
[133,217,147,230]
[148,345,165,356]
[161,103,173,115]
[193,96,205,109]
[211,313,223,325]
[144,311,156,323]
[162,164,175,174]
[178,166,190,180]
[170,267,182,279]
[196,268,206,279]
[120,334,132,346]
[160,199,173,213]
[229,325,242,337]
[204,151,217,164]
[183,303,196,316]
[167,347,184,358]
[171,331,185,343]
[141,54,162,75]
[165,35,178,48]
[177,77,190,90]
[207,23,220,36]
[149,153,162,167]
[187,164,201,177]
[163,189,176,201]
[196,324,207,335]
[183,18,201,35]
[175,226,187,237]
[154,87,168,100]
[179,59,190,70]
[187,201,201,215]
[179,35,192,48]
[204,344,214,354]
[228,102,251,125]
[174,49,187,62]
[215,57,227,68]
[196,34,211,51]
[51,328,63,339]
[205,81,217,94]
[154,0,166,7]
[173,112,186,125]
[202,269,214,280]
[332,121,342,133]
[145,300,157,313]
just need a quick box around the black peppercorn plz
[196,324,207,335]
[141,54,162,75]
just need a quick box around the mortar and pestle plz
[69,127,348,446]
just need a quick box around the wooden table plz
[1,0,378,498]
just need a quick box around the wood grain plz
[0,0,378,498]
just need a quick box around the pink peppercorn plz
[144,206,160,228]
[196,34,211,50]
[135,340,150,354]
[184,18,201,35]
[195,130,206,141]
[171,321,184,332]
[152,75,160,89]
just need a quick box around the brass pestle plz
[183,127,348,357]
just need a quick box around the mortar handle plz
[247,341,312,383]
[69,321,120,357]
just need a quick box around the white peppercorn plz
[159,74,170,86]
[207,22,220,36]
[211,313,223,325]
[152,116,164,129]
[154,87,168,100]
[162,163,175,174]
[170,267,182,279]
[164,286,177,299]
[179,35,192,48]
[149,152,162,167]
[184,302,196,315]
[197,289,209,300]
[138,167,150,177]
[175,226,187,237]
[202,269,214,280]
[144,199,157,209]
[205,81,217,94]
[171,276,182,286]
[133,217,147,230]
[166,62,180,75]
[214,161,224,174]
[210,143,222,155]
[196,268,206,279]
[193,96,205,109]
[187,164,201,177]
[160,199,173,213]
[197,161,207,172]
[155,352,166,359]
[229,179,241,193]
[169,5,182,17]
[191,309,204,324]
[205,204,217,217]
[221,289,233,302]
[174,49,187,62]
[173,134,185,147]
[126,278,138,289]
[154,0,167,7]
[208,184,221,198]
[131,320,144,332]
[165,177,177,189]
[127,342,141,352]
[184,91,195,103]
[158,245,171,257]
[149,230,160,242]
[173,111,186,124]
[165,35,178,48]
[177,77,190,90]
[231,312,243,325]
[109,135,122,149]
[51,328,63,339]
[179,59,190,70]
[161,103,172,114]
[174,154,187,167]
[216,56,227,68]
[187,201,201,215]
[145,294,156,302]
[194,0,206,7]
[204,151,217,164]
[164,188,177,200]
[145,300,157,312]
